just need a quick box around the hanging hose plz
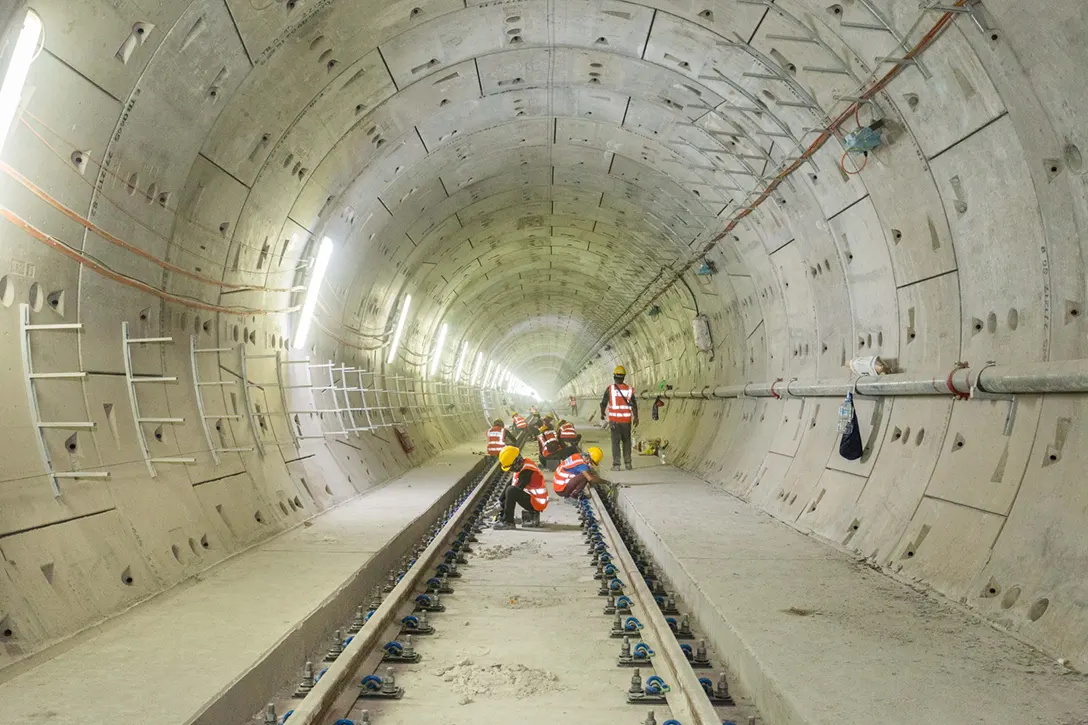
[840,149,869,175]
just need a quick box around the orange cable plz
[0,206,292,316]
[707,0,968,248]
[18,114,307,266]
[0,161,299,293]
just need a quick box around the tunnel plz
[0,1,1086,723]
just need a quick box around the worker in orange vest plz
[486,419,513,456]
[599,365,638,471]
[494,446,548,529]
[511,412,528,431]
[557,419,581,446]
[536,419,561,467]
[552,447,607,500]
[569,395,577,414]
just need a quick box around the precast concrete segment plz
[341,495,675,725]
[610,460,1088,725]
[0,446,485,725]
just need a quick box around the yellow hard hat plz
[613,365,627,376]
[498,446,521,471]
[587,446,604,465]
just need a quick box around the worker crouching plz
[552,447,609,500]
[486,419,513,456]
[494,446,548,530]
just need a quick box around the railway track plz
[250,452,760,725]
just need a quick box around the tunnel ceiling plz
[131,0,870,394]
[21,0,1079,397]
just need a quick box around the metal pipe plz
[573,358,1088,401]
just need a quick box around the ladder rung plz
[287,409,338,414]
[198,381,236,386]
[25,323,82,331]
[308,363,335,368]
[126,336,174,344]
[149,457,196,464]
[282,360,311,365]
[282,384,313,389]
[30,372,86,379]
[244,354,278,359]
[246,382,280,387]
[204,414,243,420]
[38,421,96,429]
[218,447,253,453]
[131,377,178,383]
[194,347,232,353]
[298,435,329,439]
[54,471,110,479]
[138,417,184,423]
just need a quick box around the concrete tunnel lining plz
[0,0,1086,722]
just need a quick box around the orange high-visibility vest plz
[552,452,588,495]
[537,429,558,450]
[559,422,578,440]
[486,426,506,455]
[512,415,527,429]
[606,383,635,423]
[569,396,577,407]
[516,458,548,511]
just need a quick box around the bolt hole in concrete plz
[1001,586,1021,609]
[200,534,210,548]
[254,510,264,524]
[172,544,181,562]
[188,537,199,555]
[1,628,12,638]
[0,275,13,307]
[29,281,43,311]
[293,496,303,508]
[1028,598,1050,621]
[279,501,289,515]
[121,567,134,585]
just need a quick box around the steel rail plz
[589,488,720,725]
[286,459,501,725]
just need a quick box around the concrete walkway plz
[0,446,482,725]
[610,453,1088,725]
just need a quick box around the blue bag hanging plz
[838,393,863,461]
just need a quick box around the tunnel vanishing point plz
[0,1,1086,724]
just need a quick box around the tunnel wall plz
[562,1,1088,669]
[0,0,527,665]
[0,0,1085,681]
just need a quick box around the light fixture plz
[292,237,334,350]
[470,352,484,386]
[429,323,448,377]
[386,293,412,364]
[0,10,41,155]
[454,341,469,381]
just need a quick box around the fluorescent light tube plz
[429,323,448,377]
[0,10,41,155]
[292,237,334,350]
[386,294,412,364]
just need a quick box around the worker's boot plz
[612,463,621,472]
[625,461,633,471]
[493,520,516,530]
[521,511,541,528]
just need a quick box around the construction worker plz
[552,447,608,499]
[599,365,638,471]
[486,419,513,456]
[526,406,543,430]
[536,419,560,467]
[569,395,577,414]
[511,411,528,431]
[557,419,581,446]
[494,446,548,530]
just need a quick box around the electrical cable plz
[0,205,293,316]
[0,161,300,293]
[18,113,309,267]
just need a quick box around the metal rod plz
[137,417,185,424]
[54,471,111,479]
[126,336,174,344]
[602,359,1088,402]
[29,372,86,379]
[25,323,82,330]
[37,421,95,429]
[130,376,178,383]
